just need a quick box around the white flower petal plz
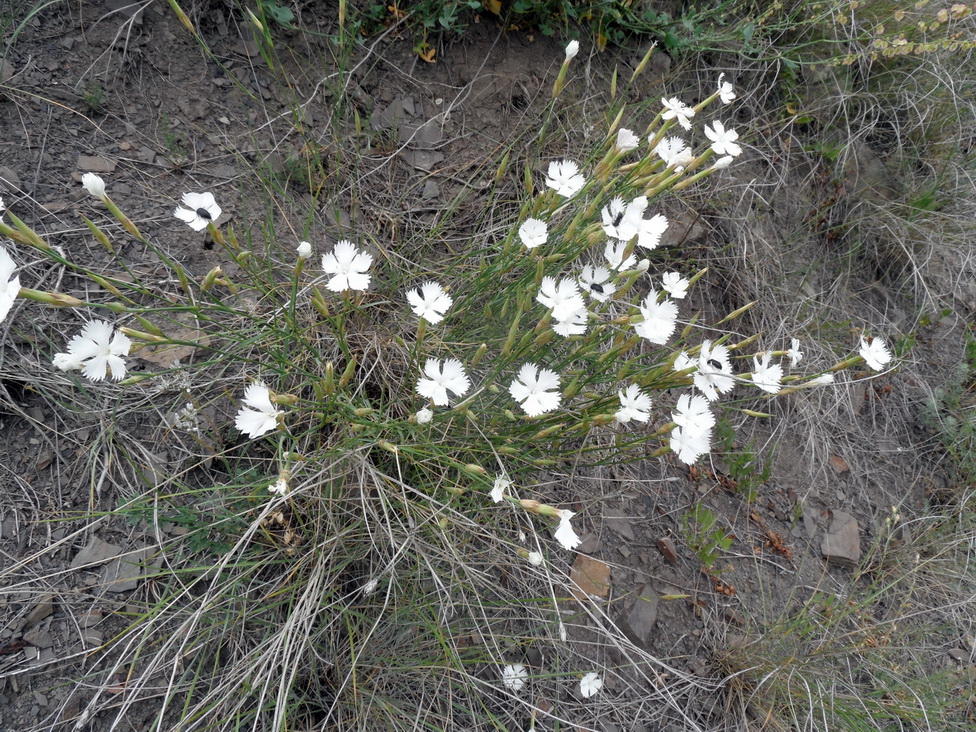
[579,672,603,698]
[554,509,581,550]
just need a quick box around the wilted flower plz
[509,362,561,416]
[296,241,312,258]
[81,172,107,201]
[718,73,736,104]
[416,358,470,406]
[661,272,689,299]
[415,407,433,424]
[604,239,636,271]
[537,276,586,322]
[859,336,892,371]
[579,672,603,698]
[407,281,453,324]
[616,383,652,424]
[703,120,742,157]
[174,192,221,231]
[578,265,616,302]
[552,307,588,337]
[661,97,695,130]
[491,475,511,503]
[170,403,201,434]
[554,509,581,550]
[54,320,131,382]
[670,424,712,464]
[518,218,548,249]
[655,136,694,171]
[615,127,640,152]
[545,160,586,197]
[601,196,647,242]
[321,240,372,292]
[527,551,543,566]
[806,373,836,386]
[235,382,283,438]
[564,39,580,60]
[750,352,783,394]
[711,155,734,170]
[501,663,529,692]
[786,338,803,367]
[268,477,288,496]
[694,340,734,401]
[637,213,669,251]
[633,291,678,345]
[0,245,21,324]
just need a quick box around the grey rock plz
[421,180,439,200]
[71,538,122,569]
[0,165,21,192]
[803,508,819,538]
[76,155,116,173]
[400,149,444,172]
[400,120,442,149]
[603,508,635,541]
[102,546,159,593]
[821,511,861,567]
[947,648,970,665]
[620,585,659,647]
[575,532,601,554]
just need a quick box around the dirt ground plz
[0,1,972,731]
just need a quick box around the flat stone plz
[23,594,56,627]
[420,180,439,200]
[71,538,122,569]
[821,511,861,567]
[101,547,154,593]
[803,509,819,538]
[400,120,442,149]
[0,166,21,191]
[400,149,443,172]
[569,555,611,601]
[575,532,601,554]
[76,155,116,173]
[370,98,409,131]
[620,586,659,646]
[603,509,635,541]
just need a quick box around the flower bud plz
[81,172,107,201]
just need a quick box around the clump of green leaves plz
[682,502,733,572]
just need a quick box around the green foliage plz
[82,80,105,113]
[257,0,295,27]
[682,502,733,572]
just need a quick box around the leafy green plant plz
[82,80,105,113]
[683,502,733,572]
